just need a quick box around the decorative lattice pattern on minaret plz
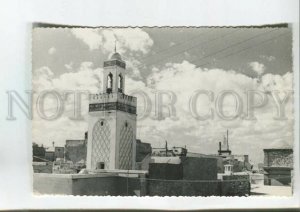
[119,122,134,169]
[91,119,111,169]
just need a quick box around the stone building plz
[54,147,64,159]
[187,152,224,173]
[44,147,55,162]
[32,143,46,162]
[135,139,152,170]
[147,156,220,196]
[263,148,293,186]
[65,139,87,164]
[135,139,152,161]
[86,51,137,170]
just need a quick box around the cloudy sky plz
[32,27,293,165]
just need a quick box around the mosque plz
[87,50,137,171]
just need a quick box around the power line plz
[188,28,280,66]
[120,29,241,70]
[197,31,289,68]
[139,28,214,62]
[119,28,213,62]
[126,28,285,72]
[140,29,241,67]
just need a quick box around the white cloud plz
[124,57,144,79]
[71,28,153,54]
[48,47,56,55]
[32,62,103,147]
[260,72,293,93]
[52,62,102,92]
[71,28,103,50]
[248,61,265,76]
[32,66,54,91]
[109,28,154,54]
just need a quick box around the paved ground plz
[251,184,292,196]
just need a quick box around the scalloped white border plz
[0,0,299,210]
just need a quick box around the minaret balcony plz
[89,92,137,106]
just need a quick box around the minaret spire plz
[114,39,117,53]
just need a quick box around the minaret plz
[86,49,137,170]
[218,130,232,156]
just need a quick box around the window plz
[96,162,105,169]
[118,74,123,92]
[107,73,113,88]
[100,162,105,169]
[106,73,113,93]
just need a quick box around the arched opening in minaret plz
[118,74,123,93]
[107,73,113,93]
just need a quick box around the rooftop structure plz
[263,148,293,186]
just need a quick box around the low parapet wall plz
[33,174,73,195]
[220,175,250,196]
[33,173,144,196]
[147,180,220,196]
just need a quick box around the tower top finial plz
[114,39,117,53]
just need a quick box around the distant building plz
[55,147,64,159]
[187,152,224,173]
[32,162,52,173]
[263,148,293,186]
[152,142,187,157]
[65,139,87,164]
[171,147,187,156]
[136,139,152,161]
[44,150,55,162]
[32,143,54,173]
[233,155,249,163]
[135,140,152,170]
[52,159,78,174]
[32,143,46,162]
[45,142,56,162]
[216,130,252,172]
[223,156,252,173]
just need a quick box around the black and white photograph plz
[0,0,299,210]
[32,26,294,197]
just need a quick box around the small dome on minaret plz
[110,52,122,60]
